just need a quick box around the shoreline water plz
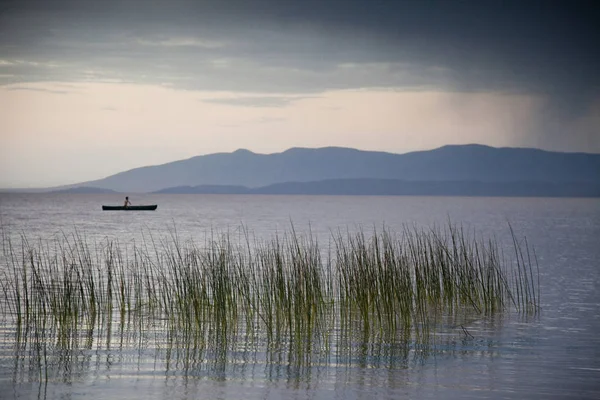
[0,194,598,399]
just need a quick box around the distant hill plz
[49,186,119,194]
[155,184,250,194]
[51,144,600,194]
[153,179,600,197]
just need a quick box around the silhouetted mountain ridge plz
[61,144,600,193]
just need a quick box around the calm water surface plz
[0,193,599,399]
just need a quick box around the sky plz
[0,0,598,187]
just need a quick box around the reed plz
[0,223,539,359]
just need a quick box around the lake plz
[1,193,599,399]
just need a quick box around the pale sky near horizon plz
[1,0,598,188]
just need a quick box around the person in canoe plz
[124,196,131,208]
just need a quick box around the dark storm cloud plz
[1,0,598,114]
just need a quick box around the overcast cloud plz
[2,1,597,95]
[0,0,598,187]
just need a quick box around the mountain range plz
[45,144,600,196]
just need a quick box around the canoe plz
[102,205,158,211]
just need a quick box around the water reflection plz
[4,306,519,399]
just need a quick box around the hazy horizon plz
[1,0,598,187]
[3,143,600,190]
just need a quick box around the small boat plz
[102,205,158,211]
